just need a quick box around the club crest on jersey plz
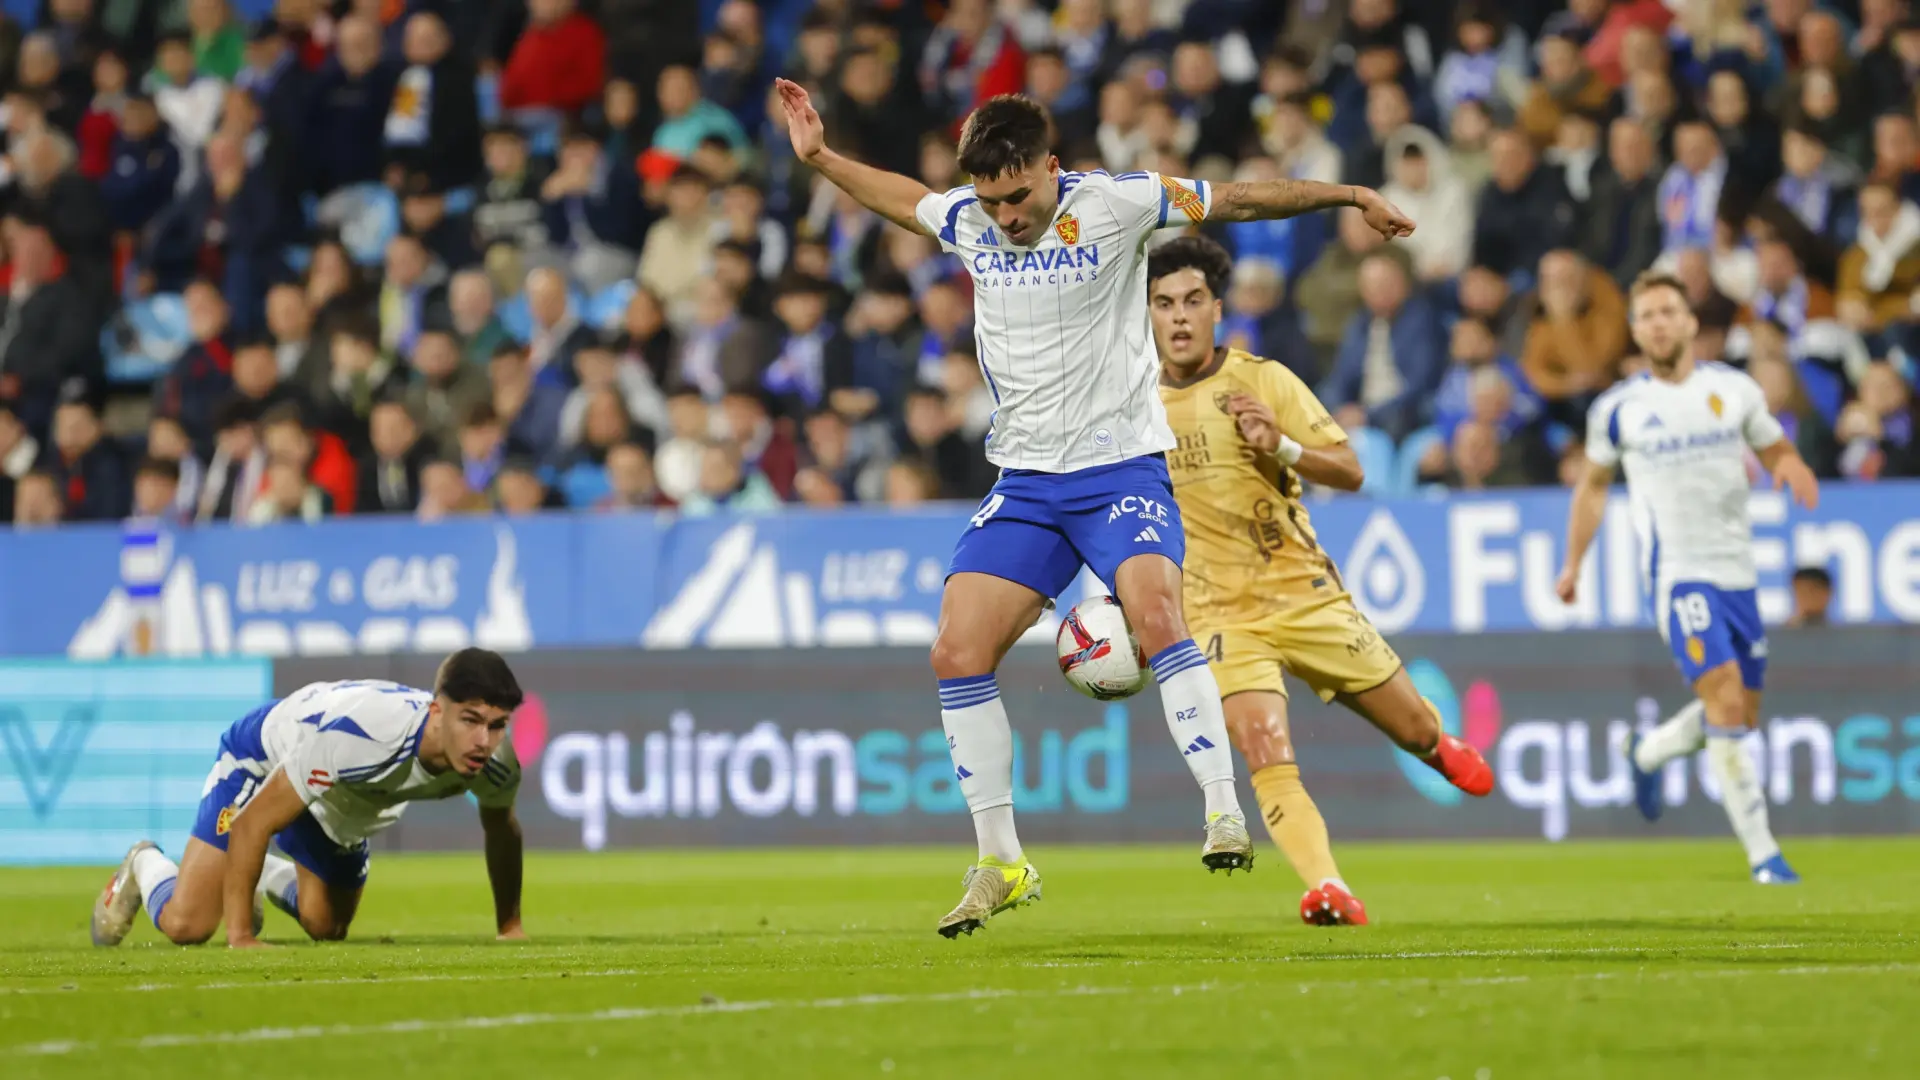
[215,806,237,835]
[1707,392,1724,418]
[1160,175,1206,223]
[1054,213,1080,245]
[1686,636,1706,665]
[1212,390,1233,412]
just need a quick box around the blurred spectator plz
[840,45,931,179]
[540,123,643,291]
[795,406,885,506]
[376,233,445,360]
[100,94,180,237]
[488,344,566,462]
[1658,120,1728,256]
[262,402,356,514]
[1517,23,1611,151]
[710,239,770,321]
[1025,47,1093,153]
[714,180,787,283]
[1433,3,1528,128]
[1340,79,1412,190]
[188,0,246,81]
[195,398,265,522]
[1836,360,1920,477]
[900,385,990,499]
[555,388,633,506]
[1707,70,1781,192]
[638,167,718,327]
[1837,182,1920,335]
[1446,96,1496,194]
[78,50,130,182]
[447,270,511,370]
[718,389,797,500]
[1218,259,1314,379]
[611,285,677,389]
[0,404,37,522]
[1870,112,1920,205]
[474,125,550,258]
[762,271,851,420]
[524,267,594,388]
[677,437,780,516]
[237,23,312,158]
[358,396,433,514]
[494,459,553,515]
[43,397,129,521]
[230,335,302,416]
[304,238,373,337]
[1294,206,1405,362]
[1749,350,1842,478]
[1748,237,1837,338]
[246,458,330,524]
[403,327,490,451]
[131,457,186,525]
[1786,565,1834,627]
[499,0,606,116]
[144,415,203,517]
[1109,0,1177,71]
[654,388,709,502]
[14,129,113,305]
[385,11,482,193]
[885,459,939,507]
[597,441,668,510]
[919,0,1026,139]
[17,31,83,134]
[147,32,224,160]
[1380,126,1474,282]
[1444,417,1535,489]
[1582,118,1664,287]
[1170,40,1253,164]
[400,174,480,272]
[560,344,666,451]
[0,216,101,437]
[1433,316,1543,445]
[1321,251,1446,440]
[314,316,400,456]
[1864,15,1920,117]
[841,272,919,422]
[153,280,233,454]
[1259,90,1342,184]
[672,277,775,399]
[1473,128,1574,277]
[1096,79,1151,172]
[651,63,747,159]
[1522,249,1628,424]
[1583,0,1673,89]
[144,130,284,322]
[417,457,491,520]
[11,468,63,528]
[456,400,506,493]
[1773,126,1860,242]
[1548,110,1604,204]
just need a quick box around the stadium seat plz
[103,294,193,385]
[586,280,636,330]
[1346,426,1399,497]
[1395,426,1445,496]
[314,183,400,267]
[497,293,534,343]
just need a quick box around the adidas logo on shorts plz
[1134,526,1162,543]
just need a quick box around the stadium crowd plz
[1,0,1918,531]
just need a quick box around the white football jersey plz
[1585,362,1785,603]
[914,169,1212,472]
[261,680,519,845]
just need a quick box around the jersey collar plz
[1160,346,1229,389]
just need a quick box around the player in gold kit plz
[1149,236,1493,925]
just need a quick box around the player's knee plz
[299,914,349,942]
[1126,594,1187,653]
[159,908,217,946]
[929,633,995,680]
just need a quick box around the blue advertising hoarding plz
[0,658,272,864]
[0,482,1916,658]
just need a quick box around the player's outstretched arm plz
[775,78,934,235]
[1208,179,1414,239]
[222,769,306,948]
[480,805,525,940]
[1556,460,1615,604]
[1756,439,1821,510]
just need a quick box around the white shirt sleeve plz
[1109,171,1215,236]
[1738,373,1787,451]
[1585,391,1624,469]
[914,186,978,254]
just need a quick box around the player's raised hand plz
[1226,394,1280,453]
[1354,187,1415,240]
[774,78,825,161]
[1554,565,1579,605]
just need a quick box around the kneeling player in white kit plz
[91,648,527,947]
[1557,273,1819,884]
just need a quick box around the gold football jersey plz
[1159,348,1349,626]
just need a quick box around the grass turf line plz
[0,838,1915,1079]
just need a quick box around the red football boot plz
[1300,882,1369,926]
[1423,733,1494,796]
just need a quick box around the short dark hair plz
[136,456,180,483]
[260,401,308,433]
[1147,235,1234,299]
[956,95,1052,179]
[433,648,524,713]
[1792,565,1834,589]
[462,401,500,429]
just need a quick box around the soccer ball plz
[1055,595,1149,701]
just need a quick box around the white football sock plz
[1635,700,1707,771]
[937,674,1023,864]
[1707,728,1781,867]
[1148,640,1244,820]
[259,854,301,918]
[134,846,179,928]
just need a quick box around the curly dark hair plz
[956,95,1052,180]
[1147,235,1234,300]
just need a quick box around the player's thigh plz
[1222,691,1296,771]
[934,571,1053,677]
[1062,456,1188,651]
[941,491,1076,677]
[1667,583,1753,727]
[276,813,370,941]
[158,837,230,941]
[1109,552,1191,653]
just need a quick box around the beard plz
[1647,343,1688,370]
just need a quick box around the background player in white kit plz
[773,80,1413,936]
[1557,273,1819,884]
[91,649,528,947]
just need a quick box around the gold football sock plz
[1252,764,1341,888]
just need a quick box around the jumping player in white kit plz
[90,649,528,947]
[773,79,1414,935]
[1557,272,1820,884]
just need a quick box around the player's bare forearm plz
[1292,442,1364,492]
[807,147,934,235]
[481,805,524,935]
[223,770,303,946]
[1756,439,1821,509]
[1208,179,1356,222]
[1561,462,1614,574]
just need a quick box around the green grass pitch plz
[2,838,1917,1079]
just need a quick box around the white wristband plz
[1275,434,1304,466]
